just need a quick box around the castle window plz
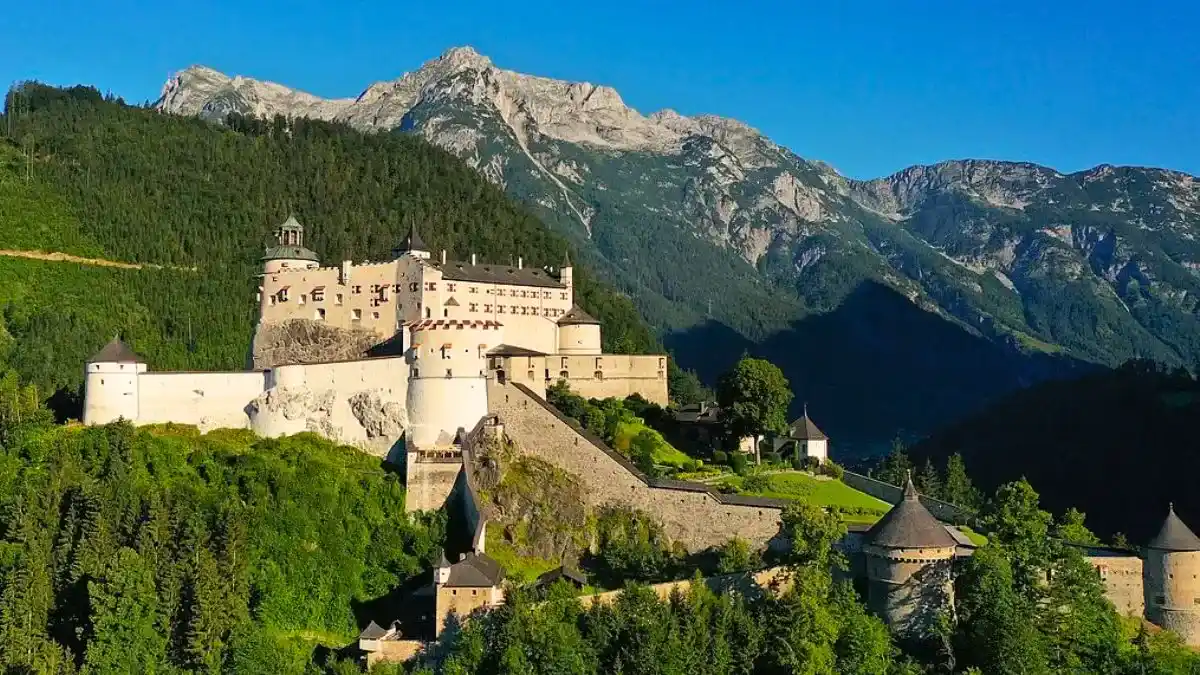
[372,311,380,320]
[393,284,401,293]
[469,286,478,294]
[311,287,325,302]
[352,309,362,321]
[595,357,603,368]
[543,291,550,299]
[425,307,431,318]
[1155,595,1166,605]
[352,285,362,295]
[594,371,604,380]
[278,287,289,302]
[335,293,343,305]
[659,358,666,369]
[484,304,492,312]
[496,289,505,297]
[315,308,325,320]
[426,282,437,291]
[269,296,277,306]
[560,293,568,300]
[511,305,518,313]
[528,370,535,380]
[561,357,568,368]
[443,309,449,318]
[498,307,504,314]
[560,370,569,378]
[470,303,478,312]
[446,369,452,378]
[441,346,451,360]
[413,368,419,377]
[409,282,419,292]
[447,283,457,292]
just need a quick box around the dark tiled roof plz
[557,305,600,326]
[788,413,827,441]
[1148,505,1200,552]
[487,344,547,357]
[358,621,389,640]
[88,337,145,364]
[439,260,565,289]
[536,566,587,587]
[397,223,429,254]
[673,402,721,424]
[444,552,505,588]
[435,548,451,568]
[866,476,957,549]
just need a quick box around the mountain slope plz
[0,83,660,411]
[154,48,1200,449]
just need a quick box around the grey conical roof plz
[1148,504,1200,552]
[88,336,145,364]
[435,548,451,568]
[866,475,957,549]
[558,305,600,326]
[562,248,572,268]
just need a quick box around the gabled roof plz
[88,337,145,364]
[439,260,566,289]
[445,296,460,307]
[866,475,957,549]
[1148,504,1200,552]
[558,305,600,326]
[443,552,505,588]
[788,409,827,441]
[487,344,547,357]
[673,402,721,424]
[536,565,587,587]
[435,548,451,568]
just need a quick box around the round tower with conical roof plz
[1144,504,1200,645]
[863,474,959,637]
[557,305,601,355]
[82,336,147,425]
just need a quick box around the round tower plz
[82,336,147,425]
[862,475,958,639]
[405,319,503,448]
[1144,504,1200,646]
[557,305,601,355]
[261,215,320,275]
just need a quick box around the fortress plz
[80,217,1200,649]
[82,216,667,457]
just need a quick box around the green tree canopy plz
[716,357,793,460]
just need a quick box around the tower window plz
[445,369,452,377]
[315,308,325,320]
[425,307,431,318]
[352,309,362,321]
[372,311,380,320]
[443,308,449,317]
[335,293,343,305]
[352,285,362,294]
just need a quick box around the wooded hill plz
[0,83,686,414]
[910,360,1200,543]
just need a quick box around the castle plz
[80,216,1200,651]
[81,216,667,460]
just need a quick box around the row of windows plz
[312,308,382,321]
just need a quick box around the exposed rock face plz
[251,319,382,369]
[348,390,407,439]
[164,47,1200,400]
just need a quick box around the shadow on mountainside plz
[666,281,1095,459]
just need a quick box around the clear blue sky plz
[3,0,1197,179]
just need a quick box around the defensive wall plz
[1077,546,1145,618]
[84,355,411,457]
[486,379,790,552]
[841,470,971,524]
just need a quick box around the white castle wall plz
[406,322,500,448]
[138,371,269,428]
[82,361,147,424]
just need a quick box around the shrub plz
[761,451,781,465]
[729,453,749,475]
[791,455,807,471]
[712,450,729,465]
[803,456,822,472]
[819,460,845,480]
[742,474,771,493]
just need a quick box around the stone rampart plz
[1078,547,1145,618]
[842,470,971,524]
[487,380,789,552]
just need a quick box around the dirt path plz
[0,249,195,271]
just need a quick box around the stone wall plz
[405,455,463,513]
[842,470,971,524]
[251,318,386,369]
[137,371,269,429]
[486,380,788,552]
[1081,549,1145,618]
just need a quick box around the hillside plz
[0,83,663,414]
[910,361,1200,542]
[0,412,441,673]
[156,47,1200,450]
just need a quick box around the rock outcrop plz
[251,318,382,369]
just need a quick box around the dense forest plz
[911,360,1200,543]
[0,82,705,414]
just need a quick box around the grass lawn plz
[715,471,891,518]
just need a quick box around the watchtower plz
[82,336,147,425]
[863,474,958,638]
[1144,504,1200,645]
[261,215,320,275]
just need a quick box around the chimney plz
[518,256,523,269]
[471,253,477,265]
[441,250,447,265]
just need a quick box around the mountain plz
[909,361,1200,543]
[155,47,1200,450]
